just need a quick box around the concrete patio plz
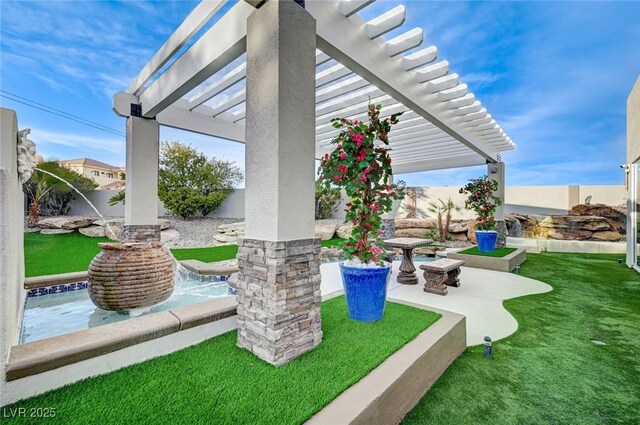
[320,260,552,346]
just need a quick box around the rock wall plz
[505,204,631,242]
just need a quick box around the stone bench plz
[419,259,465,296]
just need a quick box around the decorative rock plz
[591,231,624,242]
[538,215,610,231]
[88,242,176,311]
[106,226,123,241]
[93,218,124,227]
[160,229,180,243]
[448,221,468,233]
[158,218,171,230]
[321,246,343,261]
[336,223,353,239]
[467,220,477,245]
[394,218,437,230]
[215,233,238,243]
[314,223,338,240]
[24,228,40,233]
[38,216,94,230]
[394,228,432,238]
[79,225,106,238]
[40,228,73,235]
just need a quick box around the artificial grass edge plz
[457,246,517,257]
[4,297,441,425]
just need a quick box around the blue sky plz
[1,0,638,188]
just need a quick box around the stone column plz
[123,116,160,242]
[488,161,506,248]
[236,0,321,366]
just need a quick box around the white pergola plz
[112,0,515,365]
[114,0,514,175]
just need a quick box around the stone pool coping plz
[24,271,88,289]
[307,300,466,425]
[6,296,237,381]
[448,247,526,272]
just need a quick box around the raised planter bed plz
[448,247,526,272]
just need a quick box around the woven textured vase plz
[88,242,176,311]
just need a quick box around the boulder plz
[336,223,353,239]
[547,229,593,240]
[93,218,125,227]
[467,220,477,244]
[315,223,338,240]
[161,229,180,243]
[40,228,73,235]
[448,232,469,242]
[79,225,106,238]
[38,216,93,230]
[395,228,432,238]
[448,221,468,233]
[215,233,238,243]
[571,204,626,220]
[591,231,624,242]
[538,215,610,232]
[159,218,171,230]
[394,218,437,229]
[106,226,122,241]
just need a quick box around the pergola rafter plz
[114,0,515,173]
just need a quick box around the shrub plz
[159,141,243,219]
[23,160,98,223]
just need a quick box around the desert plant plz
[318,104,405,265]
[159,141,243,219]
[108,190,125,206]
[459,176,501,230]
[23,160,98,223]
[315,180,341,219]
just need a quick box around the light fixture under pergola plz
[114,0,515,174]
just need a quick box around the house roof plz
[59,158,124,171]
[101,180,126,190]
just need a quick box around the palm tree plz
[426,200,446,242]
[427,198,461,242]
[442,197,462,241]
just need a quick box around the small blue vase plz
[476,230,498,253]
[339,263,391,322]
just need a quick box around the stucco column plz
[488,161,506,248]
[235,0,322,366]
[0,108,27,401]
[123,116,160,242]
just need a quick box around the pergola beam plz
[307,0,499,162]
[127,0,228,95]
[139,1,254,117]
[392,154,487,174]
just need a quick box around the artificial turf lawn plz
[3,297,440,425]
[457,246,517,257]
[24,233,345,277]
[403,252,640,425]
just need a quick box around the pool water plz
[20,267,233,344]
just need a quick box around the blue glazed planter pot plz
[339,263,391,322]
[476,230,498,253]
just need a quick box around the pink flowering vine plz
[318,104,406,265]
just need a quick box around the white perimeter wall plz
[68,188,246,218]
[67,185,627,220]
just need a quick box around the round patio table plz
[384,237,433,285]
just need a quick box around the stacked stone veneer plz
[235,237,322,366]
[495,220,507,249]
[122,224,161,242]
